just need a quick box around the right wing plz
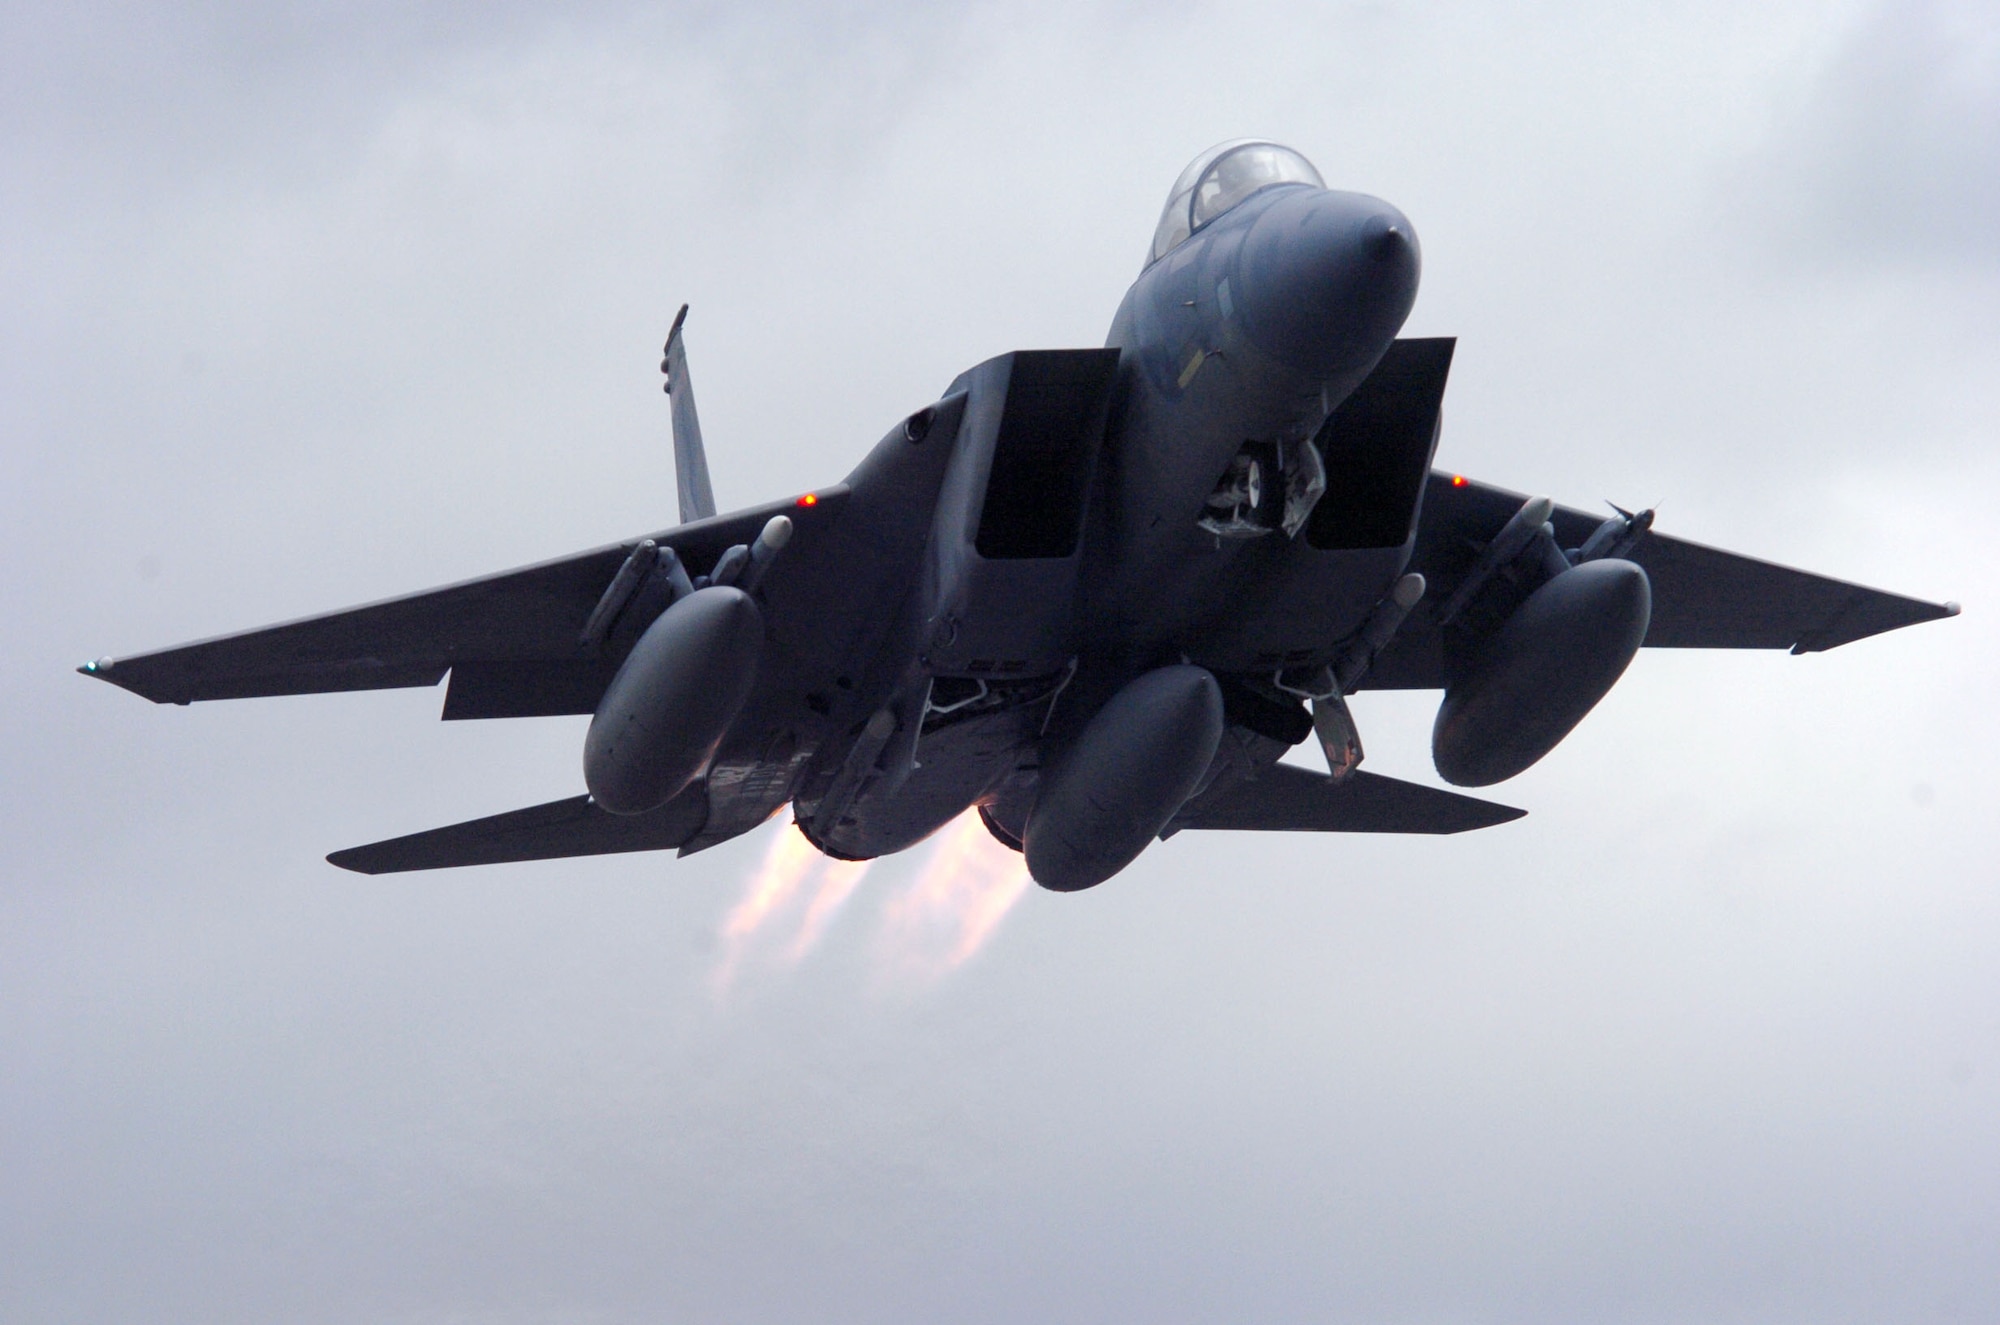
[1364,473,1958,689]
[80,489,847,713]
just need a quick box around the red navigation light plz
[796,492,819,507]
[1451,474,1468,487]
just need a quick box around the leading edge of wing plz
[78,488,850,705]
[327,787,706,874]
[1168,763,1524,835]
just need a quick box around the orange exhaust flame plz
[712,823,819,993]
[784,858,870,963]
[877,810,1030,982]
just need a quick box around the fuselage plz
[786,163,1432,862]
[83,143,1956,881]
[1092,179,1422,662]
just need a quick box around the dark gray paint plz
[1432,558,1652,787]
[660,305,717,526]
[1366,471,1959,691]
[11,10,1993,1322]
[583,585,763,815]
[1166,763,1524,835]
[79,145,1957,889]
[327,788,707,875]
[1024,664,1226,892]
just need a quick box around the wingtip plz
[1943,600,1962,617]
[325,848,377,875]
[76,656,113,680]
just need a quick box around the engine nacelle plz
[584,586,763,815]
[1024,664,1224,892]
[1432,558,1650,787]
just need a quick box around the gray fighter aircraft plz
[82,141,1958,890]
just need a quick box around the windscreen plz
[1148,141,1324,266]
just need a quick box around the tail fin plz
[661,304,717,523]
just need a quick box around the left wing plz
[80,489,848,711]
[1364,473,1958,689]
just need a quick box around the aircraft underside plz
[80,140,1957,891]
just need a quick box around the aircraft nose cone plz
[1367,212,1415,263]
[1233,190,1421,378]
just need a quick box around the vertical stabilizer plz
[661,304,717,524]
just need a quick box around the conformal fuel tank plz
[1432,558,1650,787]
[584,586,763,814]
[1024,664,1225,892]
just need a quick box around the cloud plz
[1757,0,2000,267]
[3,3,1995,1321]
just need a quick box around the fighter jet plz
[81,140,1958,890]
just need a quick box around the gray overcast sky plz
[4,2,1997,1321]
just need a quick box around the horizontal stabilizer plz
[1167,762,1523,835]
[327,786,706,874]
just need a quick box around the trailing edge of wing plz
[327,787,706,874]
[1167,763,1524,835]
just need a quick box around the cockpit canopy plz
[1148,140,1325,266]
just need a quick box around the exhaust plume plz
[713,823,871,992]
[877,810,1030,982]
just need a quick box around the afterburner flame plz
[786,858,869,962]
[714,812,1025,992]
[877,810,1030,981]
[712,824,818,992]
[713,824,872,992]
[724,825,818,942]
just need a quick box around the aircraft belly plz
[1097,300,1393,657]
[1088,360,1273,643]
[810,700,1044,861]
[1088,356,1407,667]
[82,151,1958,887]
[1188,544,1407,673]
[677,393,986,854]
[682,729,810,854]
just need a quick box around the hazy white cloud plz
[1757,0,2000,266]
[3,2,1995,1321]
